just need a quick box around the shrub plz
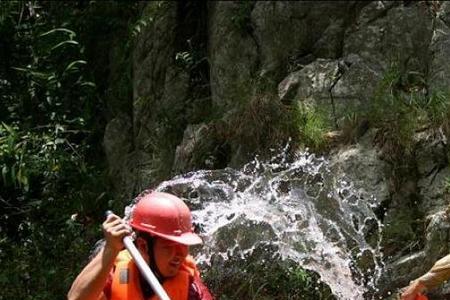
[291,103,332,151]
[367,64,450,158]
[0,2,122,299]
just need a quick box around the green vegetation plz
[367,64,450,159]
[360,63,450,255]
[0,2,140,299]
[209,76,295,166]
[229,92,292,155]
[277,62,450,155]
[291,103,332,151]
[4,1,449,299]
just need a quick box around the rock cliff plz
[103,1,450,297]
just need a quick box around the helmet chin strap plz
[147,236,164,280]
[138,235,165,298]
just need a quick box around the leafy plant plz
[291,102,332,151]
[0,2,120,299]
[366,63,450,160]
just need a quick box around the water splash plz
[129,149,384,299]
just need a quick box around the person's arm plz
[400,279,426,300]
[67,214,131,300]
[401,254,450,300]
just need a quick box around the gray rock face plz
[423,211,450,263]
[133,3,177,103]
[109,2,191,192]
[103,113,133,194]
[330,54,382,121]
[429,2,450,92]
[208,2,258,110]
[271,5,447,292]
[276,1,433,130]
[327,129,450,297]
[132,2,179,147]
[103,1,450,295]
[278,59,339,109]
[344,2,433,75]
[329,130,390,210]
[252,1,366,79]
[173,123,215,174]
[278,54,382,128]
[416,130,449,214]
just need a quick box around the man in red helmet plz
[68,191,214,300]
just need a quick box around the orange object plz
[111,250,199,300]
[130,191,202,245]
[416,293,428,300]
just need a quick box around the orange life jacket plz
[110,250,199,300]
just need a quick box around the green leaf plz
[11,67,50,81]
[50,40,79,52]
[17,166,27,188]
[27,200,42,207]
[11,67,29,73]
[1,122,15,136]
[39,28,76,39]
[55,138,65,145]
[63,60,87,74]
[30,71,50,80]
[10,164,16,186]
[79,81,96,88]
[2,166,8,184]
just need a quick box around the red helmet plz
[130,191,202,245]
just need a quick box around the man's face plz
[153,237,189,277]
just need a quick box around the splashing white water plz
[130,149,384,299]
